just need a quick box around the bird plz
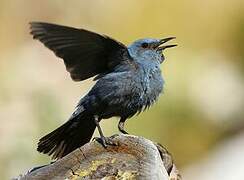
[29,22,177,159]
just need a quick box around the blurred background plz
[0,0,244,179]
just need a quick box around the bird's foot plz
[93,136,118,148]
[110,134,119,139]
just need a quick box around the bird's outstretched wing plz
[30,22,132,81]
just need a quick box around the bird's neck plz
[134,57,160,71]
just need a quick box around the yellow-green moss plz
[71,158,117,179]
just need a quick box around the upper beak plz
[156,37,177,50]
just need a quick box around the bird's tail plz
[37,110,96,159]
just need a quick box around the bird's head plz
[128,37,177,63]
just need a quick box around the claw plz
[93,137,107,148]
[104,137,118,146]
[94,136,118,148]
[110,134,119,139]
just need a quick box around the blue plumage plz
[30,22,176,159]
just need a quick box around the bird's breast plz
[91,65,164,118]
[138,65,164,110]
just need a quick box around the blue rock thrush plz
[30,22,177,159]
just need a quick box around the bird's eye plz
[141,42,149,48]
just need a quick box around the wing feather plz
[30,22,132,81]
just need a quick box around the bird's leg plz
[94,116,105,140]
[94,115,107,147]
[118,118,129,134]
[93,115,118,147]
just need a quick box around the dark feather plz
[37,112,96,159]
[30,22,131,81]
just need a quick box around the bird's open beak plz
[156,37,177,51]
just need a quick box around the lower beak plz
[156,37,177,50]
